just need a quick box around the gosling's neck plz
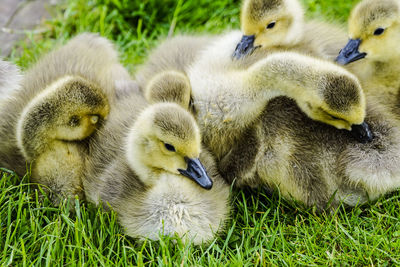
[284,22,305,47]
[284,0,305,46]
[373,58,400,87]
[355,56,400,89]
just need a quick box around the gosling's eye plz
[329,114,341,120]
[164,143,176,152]
[326,113,346,122]
[69,115,80,127]
[266,21,276,29]
[374,27,385,36]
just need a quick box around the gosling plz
[0,33,129,203]
[336,0,400,115]
[84,98,230,245]
[233,0,347,60]
[188,42,372,159]
[218,94,400,210]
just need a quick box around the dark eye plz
[69,115,80,127]
[374,27,385,36]
[164,143,176,152]
[326,112,346,122]
[266,21,276,29]
[328,114,341,120]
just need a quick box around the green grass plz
[2,0,400,265]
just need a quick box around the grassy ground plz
[2,0,400,265]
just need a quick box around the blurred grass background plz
[2,0,400,265]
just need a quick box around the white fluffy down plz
[0,60,22,100]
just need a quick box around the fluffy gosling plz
[188,40,372,159]
[336,0,400,69]
[233,0,347,60]
[336,0,400,116]
[0,33,128,203]
[84,99,230,245]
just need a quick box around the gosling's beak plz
[232,35,259,60]
[349,122,374,143]
[178,157,213,190]
[336,39,367,65]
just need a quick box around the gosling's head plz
[279,54,372,143]
[126,103,212,190]
[302,73,365,128]
[304,72,373,143]
[17,76,109,159]
[337,0,400,65]
[233,0,304,59]
[50,77,110,141]
[145,70,191,110]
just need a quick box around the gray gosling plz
[187,37,372,159]
[233,0,347,60]
[0,33,129,202]
[218,95,400,210]
[84,95,230,245]
[336,0,400,115]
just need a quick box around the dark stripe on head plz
[358,0,399,28]
[248,0,283,22]
[153,106,195,141]
[63,78,105,107]
[321,74,360,112]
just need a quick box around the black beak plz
[336,39,367,65]
[178,157,213,190]
[350,122,374,143]
[232,35,259,60]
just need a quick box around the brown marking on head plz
[360,0,398,28]
[146,71,191,109]
[61,78,106,108]
[246,0,283,22]
[153,105,196,142]
[320,74,360,112]
[350,0,400,37]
